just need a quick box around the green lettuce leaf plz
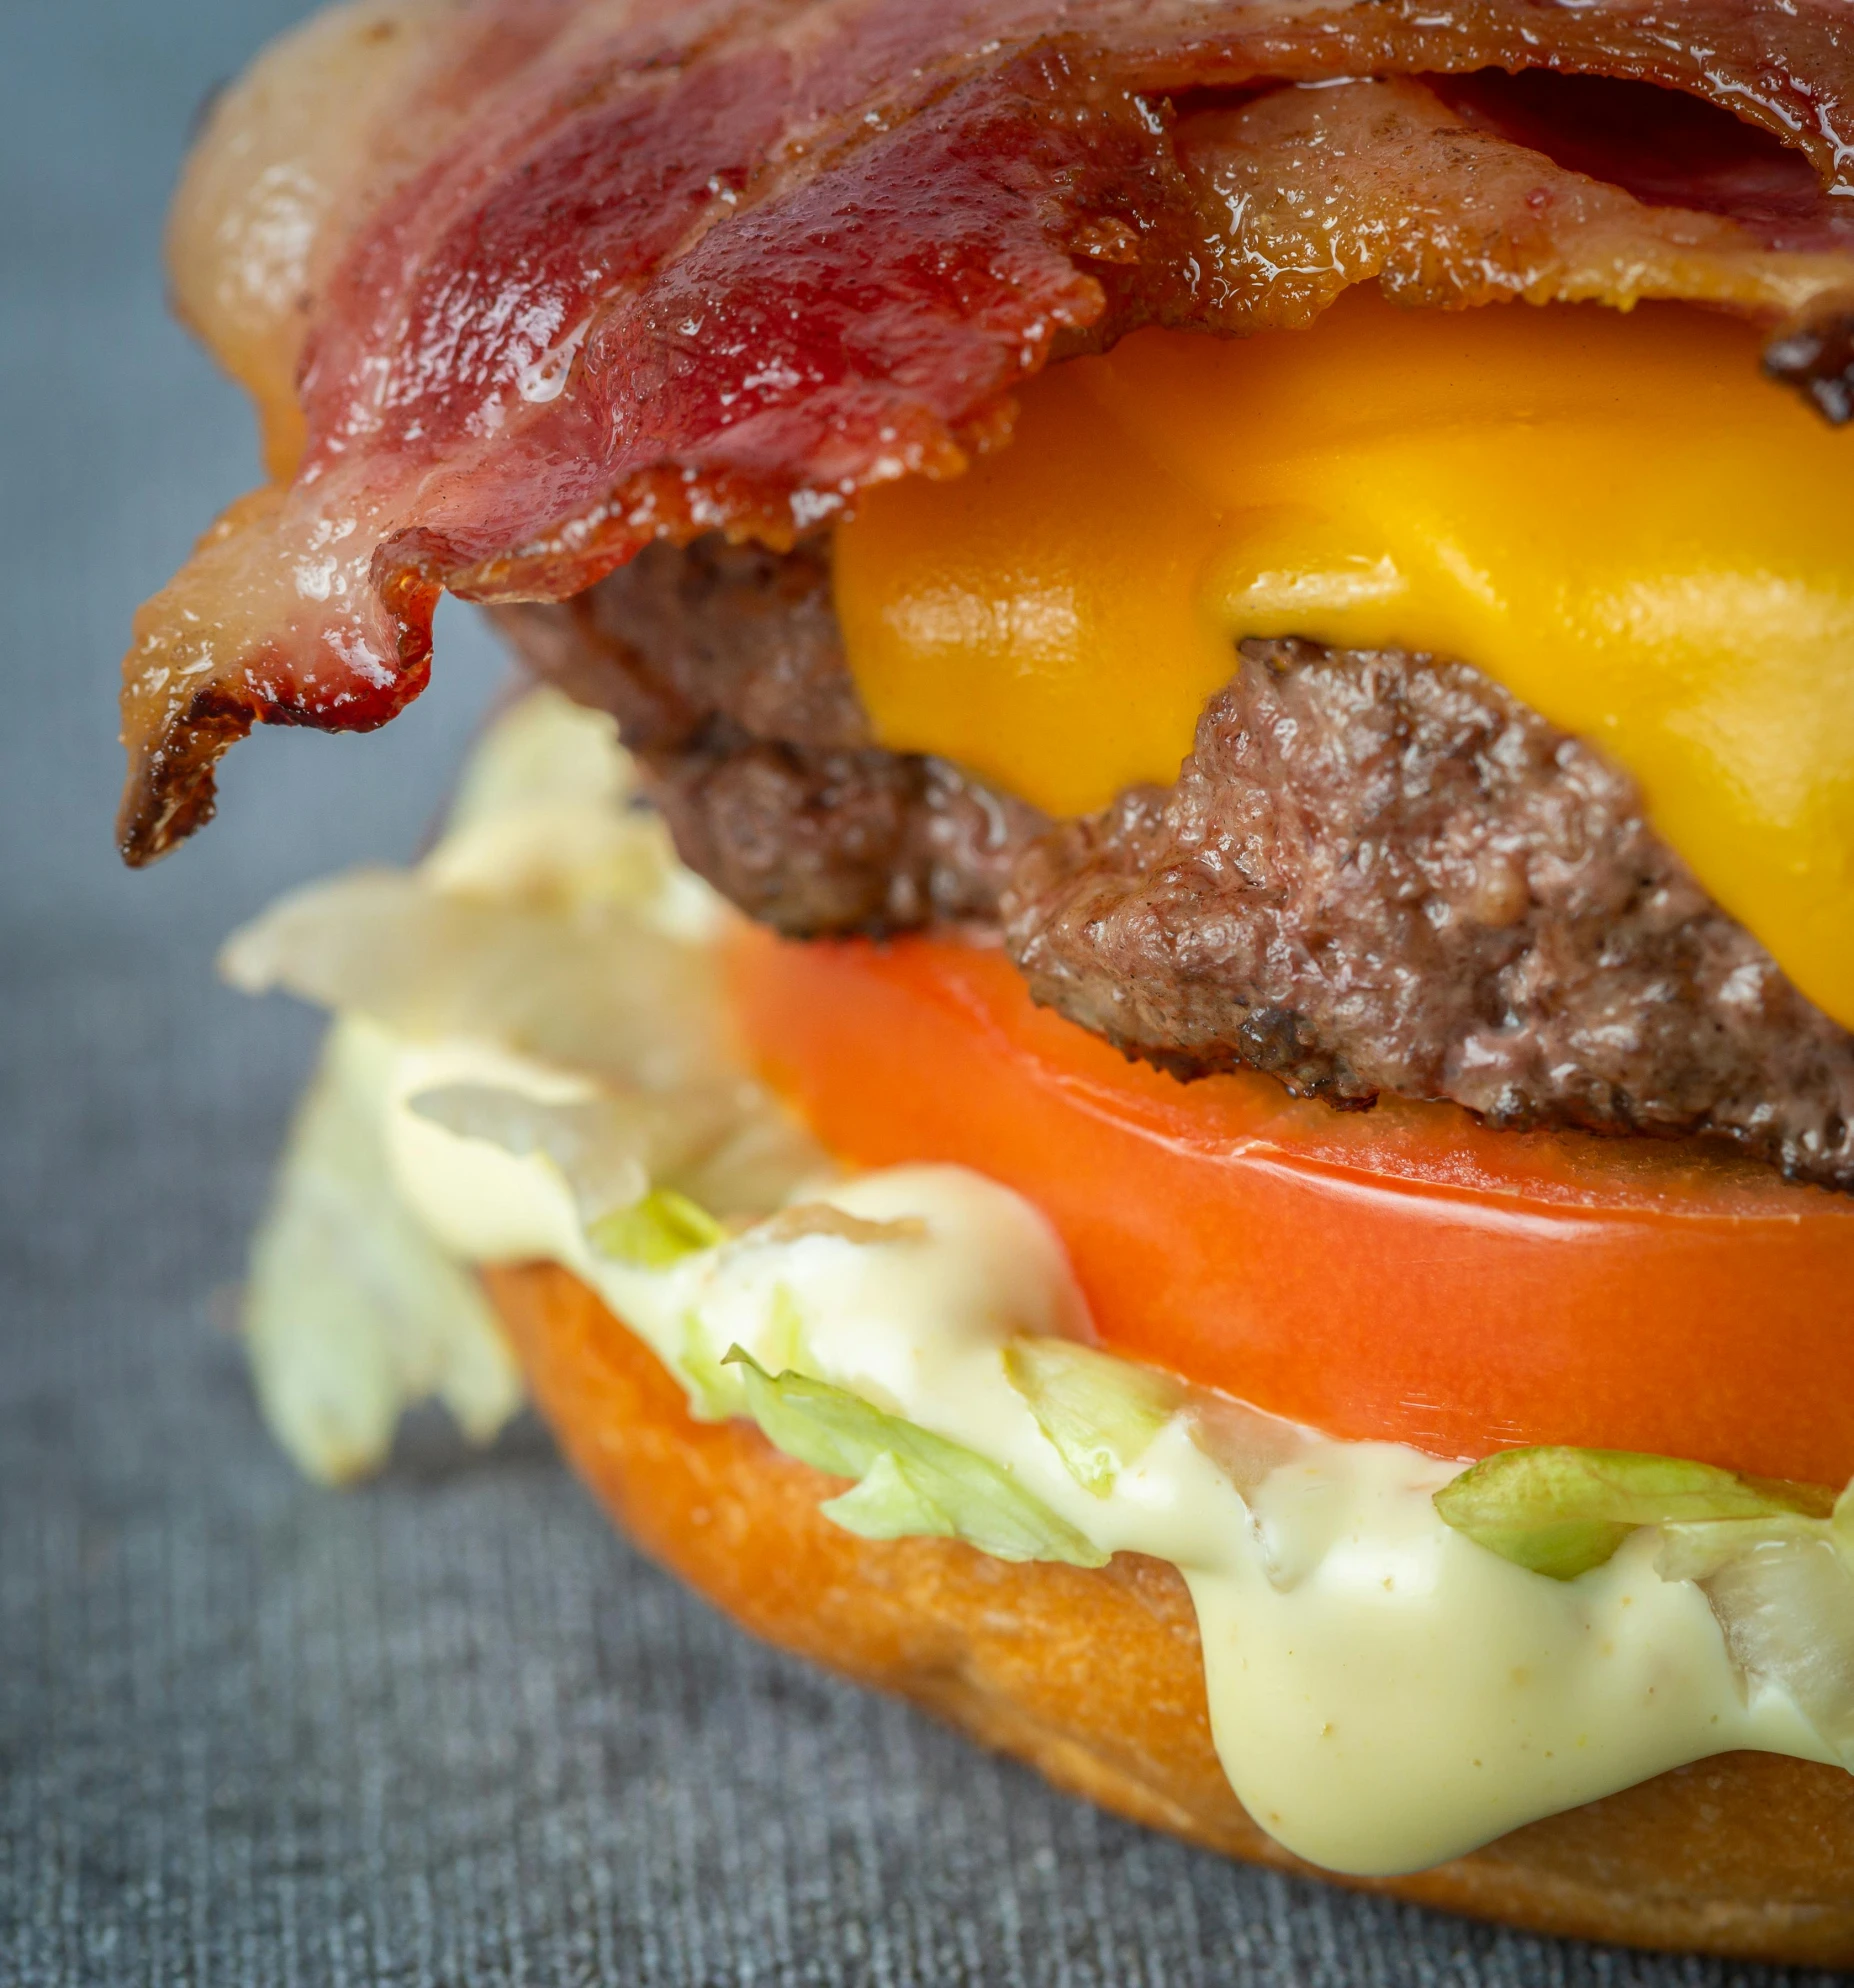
[588,1188,727,1268]
[725,1349,1107,1567]
[1003,1338,1186,1496]
[1435,1446,1833,1581]
[244,1020,524,1484]
[1699,1535,1854,1765]
[1436,1448,1854,1761]
[676,1310,740,1422]
[676,1283,809,1423]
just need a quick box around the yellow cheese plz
[833,292,1854,1030]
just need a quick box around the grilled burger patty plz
[493,540,1043,936]
[494,537,1854,1192]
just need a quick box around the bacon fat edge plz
[120,0,1854,863]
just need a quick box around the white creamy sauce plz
[379,1040,1831,1877]
[230,692,1840,1879]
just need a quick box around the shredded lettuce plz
[415,686,721,939]
[244,1019,525,1484]
[726,1349,1108,1567]
[218,694,732,1094]
[1435,1446,1854,1757]
[676,1283,808,1423]
[1003,1337,1310,1500]
[407,1078,821,1235]
[1185,1393,1311,1496]
[1701,1536,1854,1764]
[1656,1510,1852,1584]
[589,1188,728,1269]
[750,1203,925,1247]
[220,868,724,1092]
[1004,1338,1185,1496]
[677,1311,740,1422]
[1435,1446,1835,1581]
[227,689,827,1482]
[410,1084,648,1219]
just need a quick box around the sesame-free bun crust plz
[487,1262,1854,1965]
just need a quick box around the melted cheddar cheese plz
[833,292,1854,1031]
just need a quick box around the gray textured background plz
[0,4,1837,1982]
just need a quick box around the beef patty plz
[494,538,1854,1193]
[493,540,1042,935]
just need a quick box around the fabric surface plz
[0,5,1838,1982]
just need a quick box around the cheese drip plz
[833,294,1854,1031]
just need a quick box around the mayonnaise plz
[230,688,1841,1879]
[378,1040,1832,1877]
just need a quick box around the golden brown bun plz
[487,1261,1854,1966]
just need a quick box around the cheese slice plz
[833,292,1854,1030]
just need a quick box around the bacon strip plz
[1178,77,1854,328]
[122,0,1854,862]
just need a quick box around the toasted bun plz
[487,1261,1854,1965]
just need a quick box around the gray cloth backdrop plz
[0,4,1833,1982]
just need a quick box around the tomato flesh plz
[732,927,1854,1484]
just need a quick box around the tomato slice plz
[730,926,1854,1485]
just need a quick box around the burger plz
[123,0,1854,1963]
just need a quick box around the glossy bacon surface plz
[123,0,1854,861]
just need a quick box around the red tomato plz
[730,927,1854,1485]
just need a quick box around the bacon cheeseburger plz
[126,0,1854,1961]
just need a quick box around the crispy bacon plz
[1178,77,1854,328]
[122,0,1854,862]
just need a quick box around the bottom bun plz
[487,1261,1854,1965]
